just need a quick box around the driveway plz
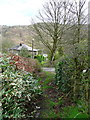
[42,67,55,72]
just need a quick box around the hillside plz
[0,24,88,54]
[0,25,46,53]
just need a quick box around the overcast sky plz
[0,0,89,26]
[0,0,48,26]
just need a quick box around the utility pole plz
[32,38,34,58]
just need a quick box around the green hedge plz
[55,56,75,93]
[34,54,45,63]
[55,54,88,99]
[0,55,42,119]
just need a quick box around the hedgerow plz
[0,55,42,119]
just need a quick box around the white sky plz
[0,0,89,26]
[0,0,48,26]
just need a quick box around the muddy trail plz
[35,71,72,119]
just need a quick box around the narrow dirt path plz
[36,71,62,118]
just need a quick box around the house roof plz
[10,43,39,52]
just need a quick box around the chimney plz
[20,43,22,46]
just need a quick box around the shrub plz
[34,54,45,63]
[10,55,41,74]
[55,52,88,98]
[18,47,31,58]
[0,55,42,119]
[61,105,89,118]
[55,56,75,93]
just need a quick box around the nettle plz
[0,55,42,119]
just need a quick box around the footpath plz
[42,67,55,72]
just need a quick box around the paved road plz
[42,67,55,72]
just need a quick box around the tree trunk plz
[49,50,55,64]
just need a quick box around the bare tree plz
[70,0,87,42]
[69,0,88,100]
[33,0,71,63]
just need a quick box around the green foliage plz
[54,51,60,60]
[0,55,42,119]
[55,56,75,93]
[55,46,88,95]
[61,105,89,118]
[47,98,64,109]
[19,47,31,58]
[54,47,63,61]
[40,61,47,66]
[34,54,45,63]
[55,41,89,117]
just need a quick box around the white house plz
[9,43,39,56]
